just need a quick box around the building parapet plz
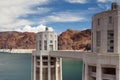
[85,53,120,65]
[32,50,49,56]
[50,50,91,60]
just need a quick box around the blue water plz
[0,52,82,80]
[63,59,83,80]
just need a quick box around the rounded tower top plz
[36,27,58,52]
[111,2,119,10]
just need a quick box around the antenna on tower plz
[111,0,119,10]
[45,27,49,31]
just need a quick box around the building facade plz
[92,2,120,53]
[83,2,120,80]
[32,28,62,80]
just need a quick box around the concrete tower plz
[92,2,120,53]
[32,28,62,80]
[83,2,120,80]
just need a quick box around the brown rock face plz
[0,29,91,50]
[58,29,91,50]
[0,31,36,49]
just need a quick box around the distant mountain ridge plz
[0,29,91,50]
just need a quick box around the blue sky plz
[0,0,120,33]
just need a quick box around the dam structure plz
[32,2,120,80]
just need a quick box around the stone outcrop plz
[58,29,91,50]
[0,31,36,49]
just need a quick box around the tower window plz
[39,40,41,50]
[97,18,100,25]
[110,33,114,37]
[107,30,114,52]
[110,40,114,43]
[44,40,47,50]
[109,16,112,24]
[50,40,53,43]
[96,31,101,47]
[110,46,114,50]
[43,56,48,60]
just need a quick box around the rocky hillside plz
[58,29,91,50]
[0,31,36,49]
[0,29,91,50]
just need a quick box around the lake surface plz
[0,52,82,80]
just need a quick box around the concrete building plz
[32,2,120,80]
[84,2,120,80]
[32,28,62,80]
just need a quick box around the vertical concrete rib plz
[55,58,58,80]
[96,64,102,80]
[48,56,51,80]
[82,63,85,80]
[40,55,43,80]
[34,55,36,80]
[84,63,88,80]
[60,58,62,80]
